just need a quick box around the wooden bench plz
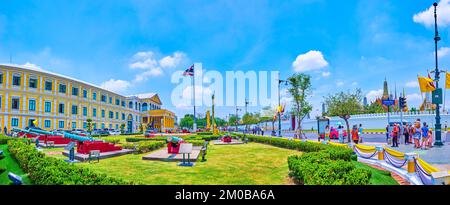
[46,141,55,148]
[88,150,100,163]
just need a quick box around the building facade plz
[0,64,176,133]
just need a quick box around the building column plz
[3,93,8,128]
[5,71,9,88]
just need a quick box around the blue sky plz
[1,0,450,119]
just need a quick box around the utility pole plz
[433,2,444,146]
[278,73,287,137]
[244,98,249,115]
[235,106,241,132]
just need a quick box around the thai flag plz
[183,64,194,76]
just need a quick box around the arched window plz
[128,101,133,109]
[142,103,148,111]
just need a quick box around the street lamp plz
[278,75,288,137]
[235,106,241,132]
[433,2,444,146]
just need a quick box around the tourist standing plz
[261,127,265,136]
[324,125,330,142]
[412,121,422,148]
[3,126,7,135]
[358,124,363,143]
[404,124,410,145]
[385,124,390,144]
[352,125,359,144]
[338,125,344,143]
[427,126,433,148]
[421,122,429,150]
[392,123,399,147]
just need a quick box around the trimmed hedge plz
[126,137,166,142]
[196,132,213,135]
[135,141,166,154]
[0,135,13,145]
[7,139,132,185]
[235,134,370,185]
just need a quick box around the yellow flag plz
[418,76,436,93]
[446,72,450,89]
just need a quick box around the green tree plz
[287,73,313,135]
[120,123,126,134]
[363,101,384,114]
[86,119,93,135]
[228,114,240,127]
[324,89,364,142]
[138,123,144,133]
[180,114,195,129]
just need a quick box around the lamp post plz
[433,2,444,146]
[278,74,287,137]
[235,106,241,132]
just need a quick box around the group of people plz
[386,119,434,149]
[323,123,364,144]
[247,126,265,136]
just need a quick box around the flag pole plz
[444,70,447,114]
[192,73,197,132]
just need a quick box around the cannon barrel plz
[12,128,29,133]
[63,132,93,142]
[167,136,183,143]
[29,128,54,135]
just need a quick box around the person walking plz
[261,127,265,136]
[385,124,390,144]
[352,125,359,144]
[324,125,330,142]
[392,123,399,147]
[338,125,344,143]
[3,126,7,135]
[404,124,410,145]
[358,124,363,143]
[421,122,429,150]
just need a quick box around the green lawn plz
[353,161,399,185]
[77,143,301,185]
[0,144,32,185]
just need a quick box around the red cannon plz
[63,132,122,154]
[221,135,232,143]
[167,136,184,154]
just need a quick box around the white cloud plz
[366,89,383,103]
[322,71,331,77]
[413,0,450,27]
[22,62,42,70]
[438,47,450,58]
[129,51,189,81]
[159,52,187,69]
[405,81,419,88]
[100,79,132,93]
[173,85,213,109]
[336,81,344,86]
[351,82,358,86]
[406,93,423,108]
[292,50,329,72]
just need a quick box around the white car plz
[108,129,121,136]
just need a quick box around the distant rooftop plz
[127,93,157,99]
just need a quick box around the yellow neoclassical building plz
[0,64,176,133]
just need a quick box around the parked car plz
[107,129,121,136]
[92,129,109,136]
[72,129,89,136]
[319,127,348,139]
[144,130,156,138]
